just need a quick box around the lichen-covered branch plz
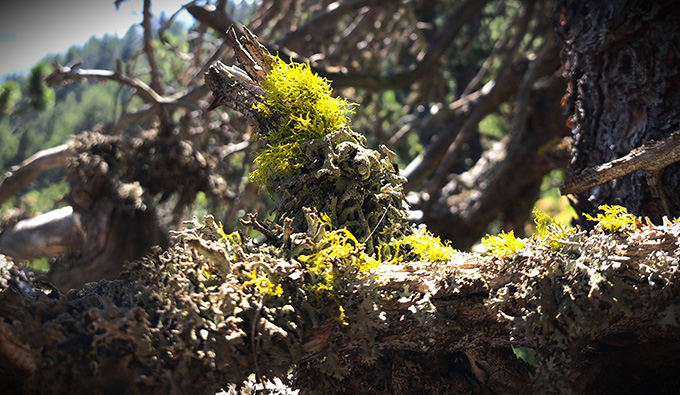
[3,23,680,395]
[2,212,680,394]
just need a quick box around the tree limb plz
[0,206,83,261]
[0,143,73,206]
[560,131,680,195]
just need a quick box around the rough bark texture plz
[557,0,680,224]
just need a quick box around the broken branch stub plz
[204,25,273,114]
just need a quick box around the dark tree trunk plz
[557,0,680,224]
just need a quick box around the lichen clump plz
[249,57,355,191]
[244,54,410,253]
[481,230,524,257]
[383,225,458,263]
[584,204,637,233]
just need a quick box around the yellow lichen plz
[297,223,377,323]
[242,264,283,297]
[249,56,356,191]
[584,204,636,233]
[533,208,575,251]
[482,230,524,257]
[381,225,458,263]
[218,221,242,245]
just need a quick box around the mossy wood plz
[1,27,680,395]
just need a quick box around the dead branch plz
[142,0,164,96]
[0,206,83,261]
[0,143,73,206]
[45,63,206,135]
[46,64,165,106]
[186,3,241,39]
[426,0,536,194]
[401,51,559,192]
[190,0,487,90]
[276,0,377,47]
[560,131,680,195]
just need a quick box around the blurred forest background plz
[0,0,574,273]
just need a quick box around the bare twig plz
[46,64,206,134]
[46,64,164,106]
[142,0,164,96]
[190,0,488,90]
[276,0,376,47]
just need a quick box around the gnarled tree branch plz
[0,143,73,207]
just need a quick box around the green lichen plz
[584,204,636,233]
[249,57,355,191]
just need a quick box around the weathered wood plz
[0,206,82,261]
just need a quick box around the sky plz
[0,0,193,79]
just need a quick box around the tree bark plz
[556,0,680,224]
